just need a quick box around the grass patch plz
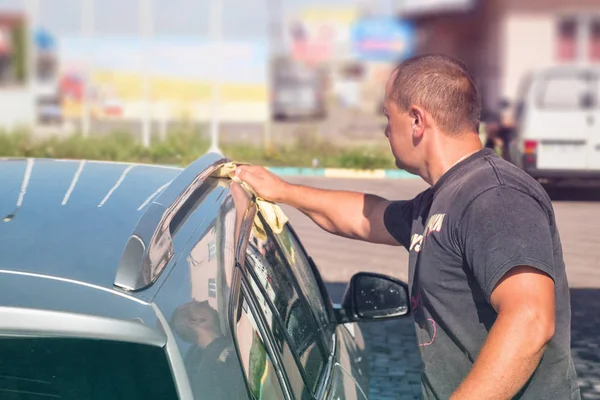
[0,129,397,170]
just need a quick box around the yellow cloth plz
[211,162,289,238]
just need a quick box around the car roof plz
[0,158,182,292]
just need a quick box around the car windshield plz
[0,337,178,399]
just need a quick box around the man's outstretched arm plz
[235,165,402,246]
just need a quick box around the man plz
[236,54,580,399]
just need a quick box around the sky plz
[0,0,396,39]
[0,0,399,84]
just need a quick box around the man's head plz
[171,300,222,347]
[383,54,481,173]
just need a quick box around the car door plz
[589,72,600,170]
[528,70,594,171]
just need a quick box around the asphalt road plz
[281,177,600,400]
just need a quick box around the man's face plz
[383,73,418,172]
[190,302,218,330]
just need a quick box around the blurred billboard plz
[286,7,417,115]
[58,37,269,123]
[350,16,415,62]
[288,8,358,65]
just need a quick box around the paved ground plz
[281,177,600,399]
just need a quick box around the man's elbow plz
[518,307,555,351]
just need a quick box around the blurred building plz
[0,12,35,130]
[398,0,600,116]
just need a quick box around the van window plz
[538,74,593,109]
[0,337,178,399]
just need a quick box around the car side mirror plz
[334,272,410,324]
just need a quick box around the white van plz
[511,65,600,184]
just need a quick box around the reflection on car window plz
[156,191,248,399]
[246,215,328,394]
[273,224,332,334]
[236,297,287,400]
[0,337,178,399]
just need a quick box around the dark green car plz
[0,153,410,399]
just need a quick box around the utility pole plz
[140,0,153,147]
[81,0,93,138]
[26,0,39,132]
[207,0,222,155]
[265,0,285,153]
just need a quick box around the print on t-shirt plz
[410,213,445,253]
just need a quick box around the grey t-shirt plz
[384,148,580,399]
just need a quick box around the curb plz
[266,167,418,179]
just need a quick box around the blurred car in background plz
[271,59,327,121]
[0,154,411,399]
[37,95,62,125]
[511,65,600,185]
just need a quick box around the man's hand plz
[451,266,555,400]
[235,166,289,203]
[234,165,402,246]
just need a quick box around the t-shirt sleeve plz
[460,186,556,300]
[384,199,415,249]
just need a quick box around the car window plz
[245,214,329,394]
[235,295,288,400]
[537,73,594,109]
[272,223,333,333]
[0,337,178,399]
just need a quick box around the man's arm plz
[235,165,402,245]
[451,266,555,400]
[455,186,558,399]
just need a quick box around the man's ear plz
[409,106,426,140]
